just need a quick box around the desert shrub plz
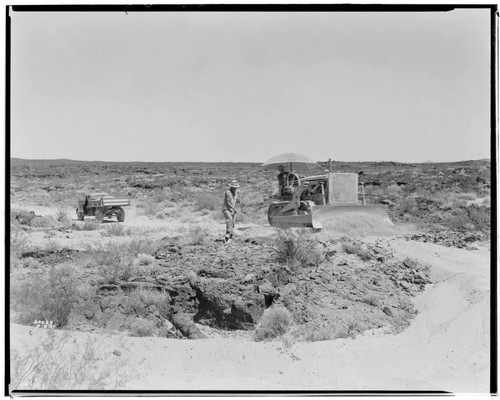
[193,191,221,212]
[345,319,365,338]
[55,209,70,226]
[11,257,23,270]
[130,318,156,337]
[127,238,160,257]
[273,229,324,268]
[10,330,134,390]
[81,220,102,231]
[187,224,208,245]
[29,216,58,229]
[10,231,31,257]
[77,283,97,302]
[98,261,134,284]
[239,191,265,207]
[170,184,195,202]
[443,203,491,233]
[366,186,385,199]
[151,188,169,203]
[396,198,417,215]
[90,239,160,283]
[385,184,403,198]
[20,257,42,270]
[443,209,471,232]
[136,253,155,266]
[300,327,336,342]
[179,214,195,224]
[92,243,134,284]
[41,239,62,252]
[255,307,293,341]
[102,223,131,237]
[467,206,490,230]
[136,201,169,218]
[155,211,166,219]
[164,207,180,218]
[129,287,170,308]
[11,209,37,226]
[135,263,163,278]
[341,239,373,261]
[11,265,79,327]
[362,295,380,307]
[44,230,57,239]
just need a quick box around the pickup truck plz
[76,193,130,222]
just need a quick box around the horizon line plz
[10,157,491,165]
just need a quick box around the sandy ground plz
[10,231,492,393]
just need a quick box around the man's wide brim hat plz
[230,180,240,188]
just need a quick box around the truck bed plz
[86,195,130,207]
[101,197,130,207]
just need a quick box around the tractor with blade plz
[267,169,394,236]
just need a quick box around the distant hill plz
[10,157,491,167]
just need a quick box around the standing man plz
[222,180,239,243]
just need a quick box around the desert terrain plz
[8,158,492,393]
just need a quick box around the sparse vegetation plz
[127,238,161,257]
[29,215,58,229]
[193,191,221,212]
[85,239,161,284]
[56,209,70,226]
[80,220,102,231]
[8,158,488,377]
[90,243,135,284]
[396,198,417,216]
[10,329,136,390]
[254,307,293,341]
[129,287,170,309]
[341,238,373,261]
[362,295,380,307]
[136,253,155,266]
[10,231,31,258]
[299,327,336,342]
[130,318,156,337]
[187,224,209,245]
[11,209,37,226]
[273,229,324,268]
[136,201,171,218]
[103,223,131,237]
[11,265,79,327]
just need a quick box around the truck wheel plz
[77,211,85,221]
[116,208,125,222]
[95,208,104,222]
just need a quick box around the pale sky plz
[10,7,492,163]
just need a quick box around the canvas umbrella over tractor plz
[262,152,394,235]
[261,152,323,173]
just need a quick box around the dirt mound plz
[314,212,398,239]
[57,236,431,339]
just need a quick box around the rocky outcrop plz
[171,313,206,339]
[193,278,266,330]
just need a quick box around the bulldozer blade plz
[311,204,396,237]
[268,213,315,229]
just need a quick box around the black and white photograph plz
[6,3,496,395]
